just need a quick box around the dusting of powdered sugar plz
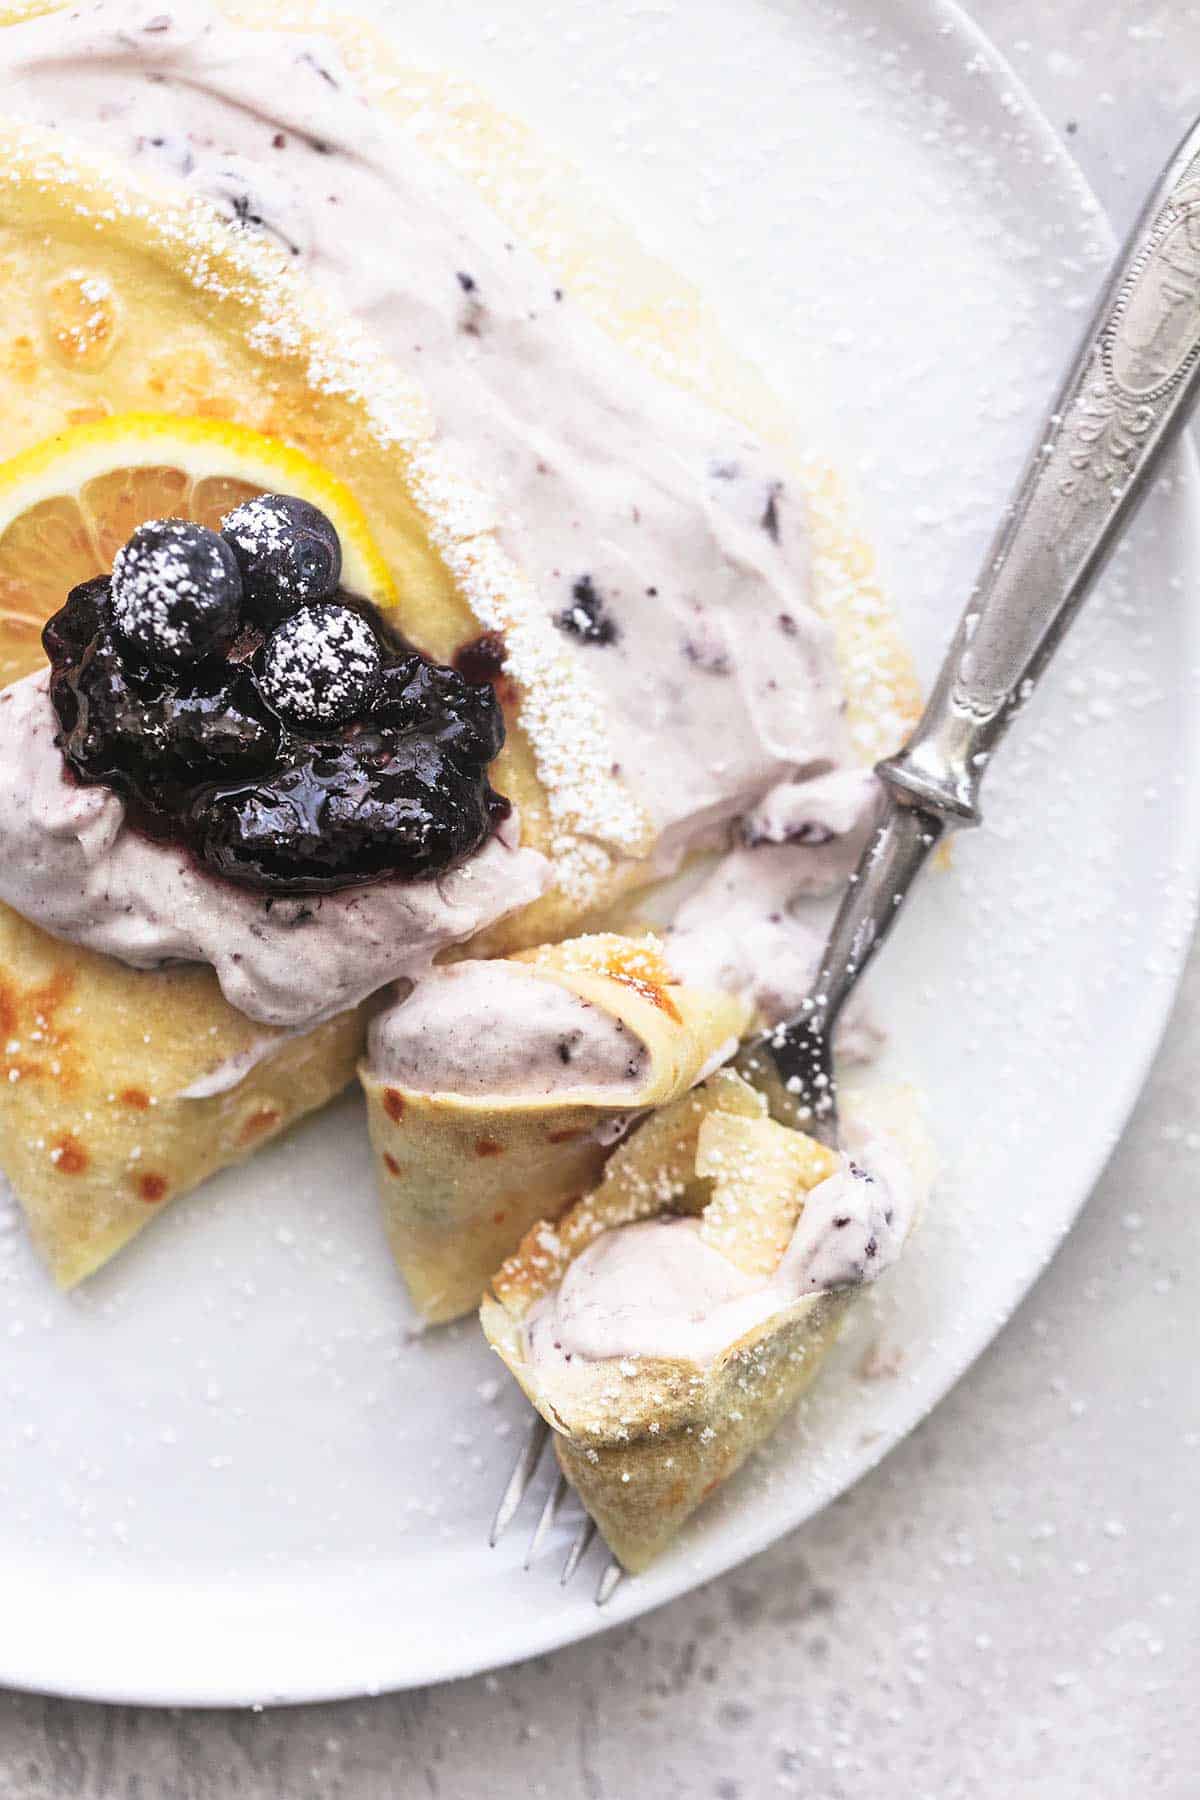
[221,494,314,599]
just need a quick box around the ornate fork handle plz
[883,114,1200,821]
[762,112,1200,1125]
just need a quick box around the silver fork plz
[490,1416,624,1604]
[492,109,1200,1595]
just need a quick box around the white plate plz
[2,0,1199,1705]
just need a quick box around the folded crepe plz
[0,0,921,1288]
[0,903,364,1285]
[361,934,751,1324]
[0,117,561,1278]
[481,1072,933,1573]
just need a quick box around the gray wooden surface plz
[2,3,1199,1795]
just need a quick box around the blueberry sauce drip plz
[44,498,509,897]
[452,628,506,686]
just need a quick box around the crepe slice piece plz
[0,903,364,1286]
[481,1071,933,1572]
[361,934,752,1324]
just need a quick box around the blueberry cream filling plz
[522,1118,919,1376]
[368,960,652,1101]
[46,500,509,896]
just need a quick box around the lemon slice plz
[0,413,396,688]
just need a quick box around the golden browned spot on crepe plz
[144,346,238,422]
[546,1125,584,1144]
[238,1106,281,1145]
[51,1133,87,1175]
[118,1087,150,1111]
[45,270,119,369]
[611,972,681,1021]
[147,344,213,397]
[382,1088,405,1124]
[592,940,683,1023]
[0,966,80,1089]
[521,935,687,1024]
[137,1172,167,1203]
[475,1137,503,1158]
[383,1153,402,1177]
[5,334,36,385]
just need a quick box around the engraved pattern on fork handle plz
[765,110,1200,1134]
[883,117,1200,825]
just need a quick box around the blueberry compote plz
[43,497,509,896]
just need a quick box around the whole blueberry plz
[110,519,243,670]
[259,602,382,729]
[221,492,342,625]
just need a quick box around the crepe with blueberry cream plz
[0,0,923,1307]
[0,473,547,1283]
[361,765,889,1326]
[362,934,751,1324]
[481,1074,934,1572]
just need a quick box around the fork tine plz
[560,1514,596,1585]
[490,1415,550,1547]
[595,1557,624,1607]
[524,1469,567,1569]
